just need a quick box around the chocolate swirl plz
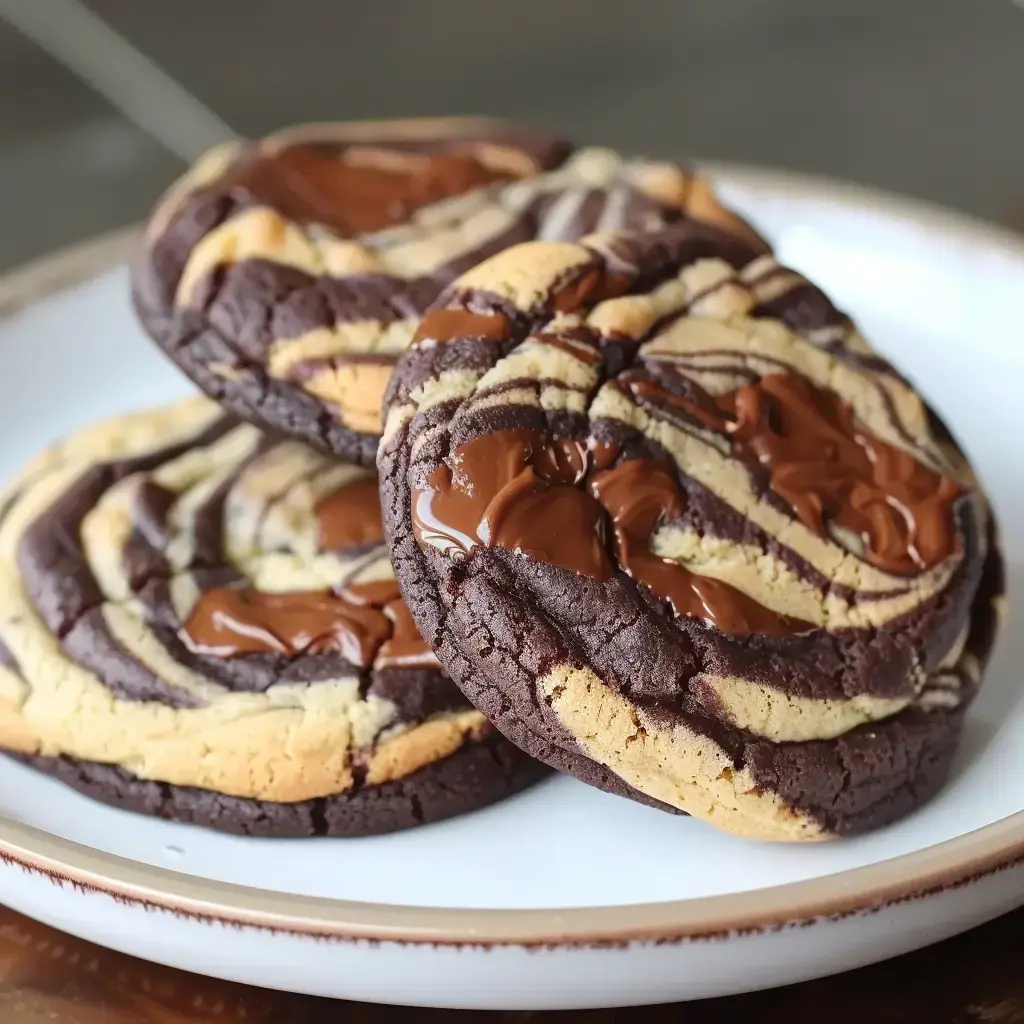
[0,397,546,830]
[221,144,519,236]
[380,215,999,841]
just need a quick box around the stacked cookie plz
[379,231,1004,840]
[0,117,1003,841]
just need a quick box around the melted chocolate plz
[413,428,611,579]
[382,598,438,669]
[315,475,385,553]
[180,475,440,669]
[318,477,439,667]
[625,371,962,574]
[417,307,514,345]
[412,427,810,636]
[225,144,516,236]
[551,266,624,313]
[180,587,392,665]
[588,459,812,636]
[338,578,400,606]
[726,374,960,573]
[339,579,439,669]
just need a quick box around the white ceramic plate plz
[0,167,1021,1011]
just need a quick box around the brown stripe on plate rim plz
[0,808,1021,946]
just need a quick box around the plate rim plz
[0,162,1022,947]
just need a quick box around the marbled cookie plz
[132,116,764,464]
[0,398,546,836]
[379,224,1005,841]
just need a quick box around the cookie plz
[379,224,1005,841]
[132,116,765,465]
[0,398,546,837]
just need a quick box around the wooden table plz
[0,903,1020,1022]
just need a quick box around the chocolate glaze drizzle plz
[411,372,964,635]
[224,144,518,236]
[623,371,962,574]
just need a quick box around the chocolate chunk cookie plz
[132,116,765,465]
[379,224,1005,841]
[0,398,546,836]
